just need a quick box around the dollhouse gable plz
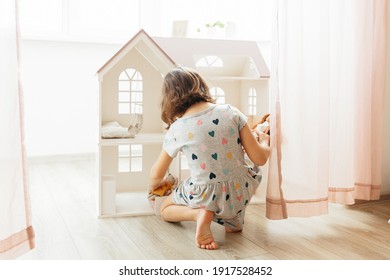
[97,29,178,135]
[97,29,177,81]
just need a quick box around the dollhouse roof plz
[153,37,270,80]
[97,29,177,80]
[97,29,270,80]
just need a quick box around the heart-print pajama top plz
[163,104,261,230]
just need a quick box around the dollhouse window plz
[181,153,189,170]
[248,87,257,115]
[195,55,223,68]
[118,68,143,114]
[118,144,143,172]
[210,87,225,104]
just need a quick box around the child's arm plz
[240,124,270,166]
[149,149,174,190]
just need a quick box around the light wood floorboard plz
[19,159,390,260]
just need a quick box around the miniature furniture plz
[96,29,269,218]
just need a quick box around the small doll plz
[252,113,270,135]
[243,113,270,172]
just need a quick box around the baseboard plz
[27,153,97,163]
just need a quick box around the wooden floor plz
[19,159,390,260]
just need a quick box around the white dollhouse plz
[96,29,269,218]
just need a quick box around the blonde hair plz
[161,67,215,128]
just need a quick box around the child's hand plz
[150,174,177,190]
[253,130,270,146]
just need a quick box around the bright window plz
[118,69,143,114]
[19,0,272,42]
[19,0,63,36]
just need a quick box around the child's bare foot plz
[225,227,242,233]
[196,210,219,250]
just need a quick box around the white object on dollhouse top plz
[96,29,269,218]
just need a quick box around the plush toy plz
[148,174,177,201]
[252,113,270,135]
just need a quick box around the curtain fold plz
[266,0,387,219]
[0,0,35,258]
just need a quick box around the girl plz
[149,67,270,250]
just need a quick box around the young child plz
[149,67,270,250]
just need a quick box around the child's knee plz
[159,195,173,221]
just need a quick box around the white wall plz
[21,39,121,157]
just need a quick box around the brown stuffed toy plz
[252,113,270,135]
[148,174,177,201]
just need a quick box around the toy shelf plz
[99,133,164,146]
[98,133,166,218]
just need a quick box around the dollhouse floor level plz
[99,191,155,218]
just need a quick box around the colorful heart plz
[197,120,203,125]
[208,131,215,137]
[211,153,218,160]
[200,163,206,170]
[222,138,228,145]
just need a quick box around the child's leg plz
[159,194,198,222]
[196,209,219,250]
[160,194,219,250]
[223,209,245,233]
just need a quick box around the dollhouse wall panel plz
[240,80,269,126]
[101,49,164,134]
[105,144,162,193]
[208,80,240,108]
[101,145,117,175]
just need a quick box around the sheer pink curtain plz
[0,0,35,258]
[266,0,387,219]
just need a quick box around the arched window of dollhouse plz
[210,87,225,104]
[118,69,143,114]
[195,55,223,67]
[248,87,257,115]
